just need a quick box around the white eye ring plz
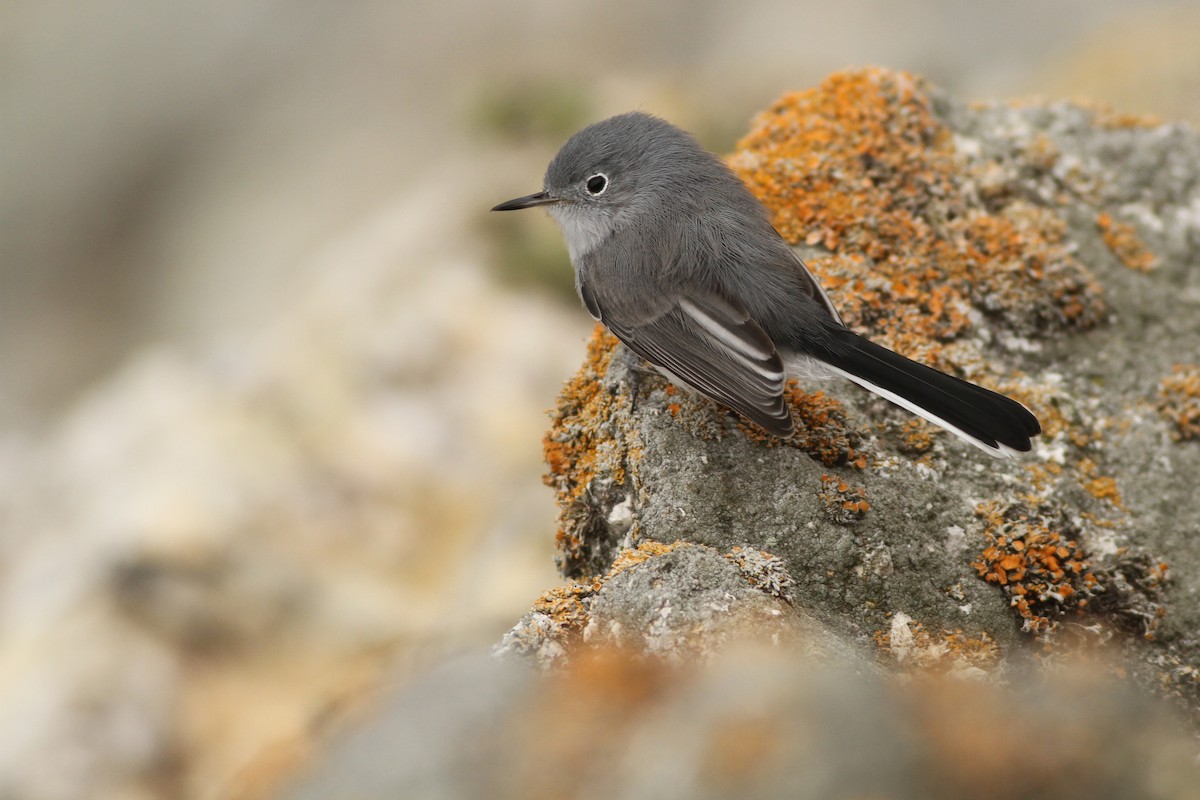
[585,173,608,196]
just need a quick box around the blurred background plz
[1,1,1198,797]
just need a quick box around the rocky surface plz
[286,646,1200,799]
[287,68,1200,800]
[500,68,1200,714]
[6,62,1200,799]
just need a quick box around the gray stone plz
[516,69,1200,721]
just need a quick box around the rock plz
[283,67,1200,800]
[507,68,1200,722]
[284,646,1200,800]
[497,542,867,670]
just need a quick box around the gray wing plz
[587,283,794,437]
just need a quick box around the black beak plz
[491,191,559,212]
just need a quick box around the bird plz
[492,112,1041,457]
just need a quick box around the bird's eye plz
[585,173,608,195]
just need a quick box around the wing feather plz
[596,287,794,437]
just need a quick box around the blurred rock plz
[0,181,587,797]
[284,646,1200,800]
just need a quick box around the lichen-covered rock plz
[510,68,1200,724]
[498,542,866,669]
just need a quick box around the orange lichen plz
[543,326,620,495]
[787,385,870,467]
[898,418,936,455]
[1096,212,1157,272]
[727,69,1105,455]
[543,325,635,576]
[1157,365,1200,441]
[817,473,870,524]
[1077,457,1125,509]
[970,500,1097,634]
[736,382,868,466]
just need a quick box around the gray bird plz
[493,112,1041,457]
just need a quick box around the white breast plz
[548,205,614,262]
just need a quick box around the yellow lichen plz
[532,584,596,635]
[607,541,683,578]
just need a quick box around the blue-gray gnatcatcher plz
[493,112,1041,456]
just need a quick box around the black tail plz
[818,329,1041,456]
